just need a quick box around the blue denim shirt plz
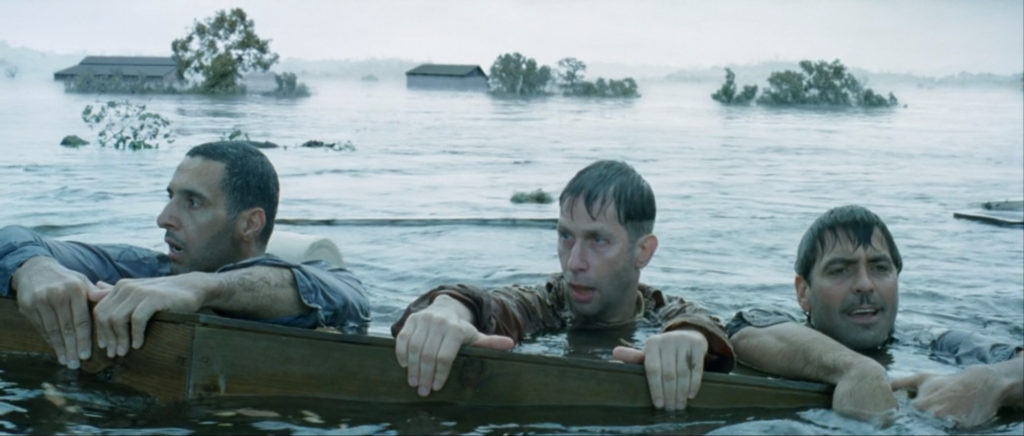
[726,307,1022,367]
[0,225,370,333]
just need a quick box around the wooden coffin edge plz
[0,297,831,409]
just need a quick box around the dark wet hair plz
[559,160,655,240]
[186,141,279,246]
[795,205,902,285]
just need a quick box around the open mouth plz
[569,284,596,303]
[165,237,184,258]
[846,306,880,323]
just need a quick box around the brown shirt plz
[391,273,735,373]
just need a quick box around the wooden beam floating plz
[0,298,831,408]
[953,211,1024,227]
[276,217,558,229]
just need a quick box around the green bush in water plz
[510,189,553,204]
[81,101,174,150]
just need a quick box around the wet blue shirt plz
[727,308,1022,366]
[0,225,370,333]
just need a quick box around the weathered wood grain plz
[1,297,831,408]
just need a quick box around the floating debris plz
[213,407,280,418]
[301,410,325,424]
[510,189,553,204]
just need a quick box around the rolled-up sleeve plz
[725,308,802,338]
[389,282,564,341]
[222,256,370,333]
[1,225,167,297]
[655,294,736,373]
[931,330,1024,366]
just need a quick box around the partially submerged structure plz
[54,56,179,84]
[406,64,488,91]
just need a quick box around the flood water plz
[0,75,1022,434]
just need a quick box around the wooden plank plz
[1,298,831,408]
[276,217,557,228]
[953,211,1024,227]
[0,296,55,355]
[109,318,194,402]
[185,314,831,408]
[0,297,194,402]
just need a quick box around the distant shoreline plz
[2,40,1021,88]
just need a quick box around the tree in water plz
[711,68,757,105]
[557,57,587,94]
[488,53,552,96]
[171,8,279,94]
[756,59,898,107]
[263,72,310,97]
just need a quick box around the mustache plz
[841,292,884,312]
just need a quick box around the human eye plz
[825,264,850,276]
[187,196,202,209]
[591,233,610,247]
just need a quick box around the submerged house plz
[54,56,179,83]
[405,64,488,91]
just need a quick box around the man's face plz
[157,157,242,274]
[797,228,899,350]
[557,197,644,325]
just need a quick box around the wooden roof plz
[54,56,178,79]
[406,64,486,78]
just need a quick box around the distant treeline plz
[57,8,310,97]
[670,61,1023,90]
[712,60,899,108]
[488,53,639,98]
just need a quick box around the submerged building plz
[54,56,179,83]
[405,64,488,91]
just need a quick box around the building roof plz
[80,56,177,66]
[406,64,486,77]
[54,56,178,80]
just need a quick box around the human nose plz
[156,200,178,230]
[851,263,875,294]
[567,241,588,272]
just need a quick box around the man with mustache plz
[1,141,370,370]
[727,205,1022,427]
[391,160,735,411]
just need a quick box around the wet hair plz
[186,141,279,246]
[795,205,902,285]
[559,160,655,240]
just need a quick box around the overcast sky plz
[1,0,1021,75]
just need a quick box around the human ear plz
[795,275,811,314]
[634,234,658,269]
[237,208,266,243]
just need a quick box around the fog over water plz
[1,0,1022,76]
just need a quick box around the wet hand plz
[394,299,514,397]
[92,275,205,359]
[891,366,1009,428]
[13,257,97,370]
[612,329,708,411]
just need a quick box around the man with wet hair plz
[727,205,1022,427]
[391,160,735,411]
[1,141,370,370]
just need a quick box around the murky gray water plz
[1,76,1022,434]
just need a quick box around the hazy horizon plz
[1,0,1021,77]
